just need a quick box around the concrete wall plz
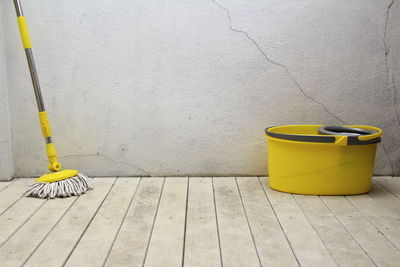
[1,0,399,178]
[0,4,14,180]
[386,0,400,175]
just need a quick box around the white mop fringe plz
[25,173,93,199]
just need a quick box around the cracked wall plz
[1,0,399,178]
[385,0,400,174]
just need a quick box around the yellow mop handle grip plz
[17,16,32,49]
[46,143,57,159]
[46,143,62,172]
[39,111,52,138]
[39,112,62,172]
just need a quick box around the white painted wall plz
[1,0,399,178]
[0,3,14,181]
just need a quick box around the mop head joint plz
[25,169,93,199]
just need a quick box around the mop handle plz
[13,0,62,172]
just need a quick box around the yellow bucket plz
[265,125,382,195]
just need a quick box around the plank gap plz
[61,178,118,266]
[141,178,166,266]
[0,201,47,248]
[211,178,224,267]
[345,196,400,251]
[181,177,190,267]
[105,178,165,266]
[102,178,143,266]
[257,177,301,266]
[22,197,79,266]
[291,195,340,266]
[234,177,262,266]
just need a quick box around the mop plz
[13,0,93,198]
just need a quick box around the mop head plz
[25,170,93,199]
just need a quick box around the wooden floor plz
[0,177,400,266]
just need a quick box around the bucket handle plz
[265,126,381,146]
[347,125,382,141]
[318,125,381,145]
[265,127,336,143]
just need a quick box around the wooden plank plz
[65,178,140,267]
[369,180,400,215]
[105,178,164,267]
[213,177,260,267]
[321,195,400,266]
[347,192,400,249]
[294,194,374,266]
[0,196,46,246]
[0,196,77,266]
[144,177,188,267]
[0,178,35,215]
[184,178,221,267]
[376,176,400,198]
[236,177,298,266]
[260,177,337,266]
[24,178,116,267]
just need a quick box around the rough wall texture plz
[0,4,14,180]
[386,0,400,175]
[1,0,399,178]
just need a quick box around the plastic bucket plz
[265,125,382,195]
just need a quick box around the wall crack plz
[97,154,152,177]
[383,0,398,175]
[212,0,396,175]
[39,153,152,177]
[211,0,345,123]
[383,0,400,127]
